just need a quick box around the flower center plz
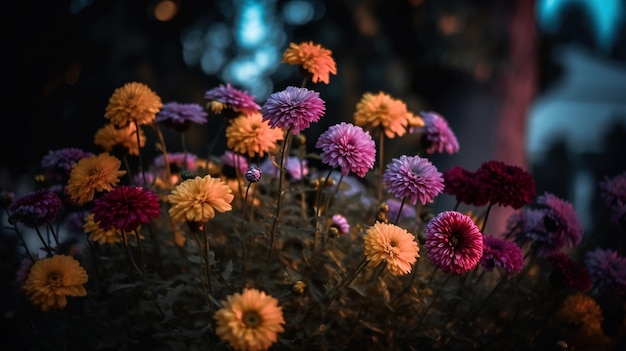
[242,311,262,328]
[450,232,460,246]
[47,272,62,286]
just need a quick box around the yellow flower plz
[557,292,604,332]
[363,222,419,276]
[167,175,234,223]
[66,153,126,205]
[94,123,146,156]
[226,112,284,157]
[282,41,337,84]
[353,91,413,138]
[104,82,163,127]
[215,288,285,351]
[83,213,140,244]
[23,255,88,311]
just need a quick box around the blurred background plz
[1,0,625,239]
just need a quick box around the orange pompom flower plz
[94,123,146,156]
[226,112,284,158]
[105,82,163,127]
[167,175,234,223]
[363,221,420,276]
[353,91,415,138]
[66,153,126,205]
[282,41,337,84]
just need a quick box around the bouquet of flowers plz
[3,41,626,351]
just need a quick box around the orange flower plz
[83,213,140,244]
[557,292,604,332]
[215,288,285,351]
[66,153,126,205]
[353,91,413,138]
[226,112,284,157]
[105,82,163,127]
[167,175,234,223]
[363,222,419,276]
[94,123,146,156]
[23,255,88,311]
[282,41,337,84]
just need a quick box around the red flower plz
[92,186,160,232]
[475,160,536,209]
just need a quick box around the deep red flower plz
[548,252,591,292]
[8,189,62,228]
[91,186,160,232]
[442,166,489,206]
[475,160,536,209]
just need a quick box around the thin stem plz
[481,202,493,233]
[121,233,143,277]
[133,230,148,275]
[242,182,253,221]
[47,223,60,249]
[205,117,227,171]
[15,228,35,262]
[378,130,385,203]
[134,121,147,186]
[393,196,407,225]
[417,274,453,327]
[152,123,172,185]
[202,226,214,313]
[122,154,135,185]
[34,226,53,256]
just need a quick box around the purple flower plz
[204,83,261,116]
[382,155,444,206]
[260,156,309,181]
[385,198,417,222]
[41,148,94,183]
[548,252,591,292]
[246,166,262,183]
[220,151,249,177]
[536,192,583,247]
[479,235,524,275]
[155,102,208,132]
[425,211,484,274]
[261,86,325,135]
[92,186,161,231]
[153,152,197,173]
[8,190,63,228]
[475,160,536,209]
[411,111,459,154]
[315,122,376,178]
[331,214,350,234]
[585,248,626,295]
[16,254,39,291]
[599,171,626,225]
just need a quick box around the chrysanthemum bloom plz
[557,293,604,333]
[205,83,261,116]
[536,192,583,247]
[315,122,376,178]
[353,91,413,138]
[153,152,198,174]
[382,155,444,206]
[91,186,160,232]
[155,101,208,132]
[7,189,62,228]
[479,235,524,275]
[548,252,591,291]
[66,153,126,205]
[261,86,326,135]
[83,213,129,244]
[220,151,249,178]
[41,148,94,184]
[168,175,234,223]
[226,112,284,157]
[599,171,626,225]
[282,41,337,84]
[442,166,489,206]
[475,160,536,209]
[260,156,309,181]
[363,222,419,276]
[411,111,459,154]
[425,211,484,274]
[23,254,88,311]
[585,248,626,295]
[104,82,163,127]
[94,123,146,156]
[331,214,350,234]
[246,166,262,183]
[215,288,285,351]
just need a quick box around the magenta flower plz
[315,122,376,178]
[479,235,524,275]
[204,83,261,116]
[411,111,459,155]
[425,211,484,274]
[41,148,94,183]
[442,166,489,206]
[537,192,583,247]
[599,171,626,225]
[382,155,444,206]
[155,102,208,132]
[261,86,325,135]
[91,186,161,231]
[153,152,197,173]
[585,248,626,295]
[475,160,536,209]
[260,156,308,181]
[220,151,249,177]
[331,214,350,234]
[8,189,63,228]
[548,252,591,292]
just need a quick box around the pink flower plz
[205,83,261,116]
[91,186,161,232]
[382,155,444,206]
[155,102,208,132]
[315,122,376,178]
[261,86,325,135]
[331,214,350,234]
[479,235,524,275]
[411,111,459,154]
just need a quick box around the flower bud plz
[246,167,262,183]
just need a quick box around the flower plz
[153,152,197,173]
[94,123,146,156]
[215,288,285,351]
[83,213,137,244]
[155,102,208,132]
[104,82,163,127]
[479,235,524,275]
[363,222,419,276]
[315,122,376,178]
[7,189,62,228]
[411,111,459,154]
[282,41,337,84]
[226,112,284,157]
[205,83,261,116]
[41,148,94,184]
[261,86,325,135]
[220,151,249,177]
[425,211,484,274]
[548,252,591,291]
[246,166,262,183]
[536,192,583,247]
[66,153,126,205]
[442,166,489,206]
[260,156,309,181]
[16,254,38,290]
[382,155,444,206]
[599,171,626,225]
[331,214,350,234]
[556,293,604,333]
[168,175,234,223]
[91,185,161,232]
[353,91,413,138]
[585,248,626,295]
[23,255,88,311]
[475,160,536,209]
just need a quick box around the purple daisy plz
[8,189,63,228]
[475,160,536,209]
[425,211,484,274]
[599,171,626,225]
[204,83,261,116]
[442,166,489,206]
[585,248,626,295]
[91,186,161,232]
[41,148,94,183]
[382,155,444,206]
[260,156,309,181]
[261,86,326,135]
[155,102,208,132]
[548,252,591,292]
[331,214,350,234]
[220,151,249,177]
[479,234,524,275]
[315,122,376,178]
[153,152,197,173]
[411,111,459,155]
